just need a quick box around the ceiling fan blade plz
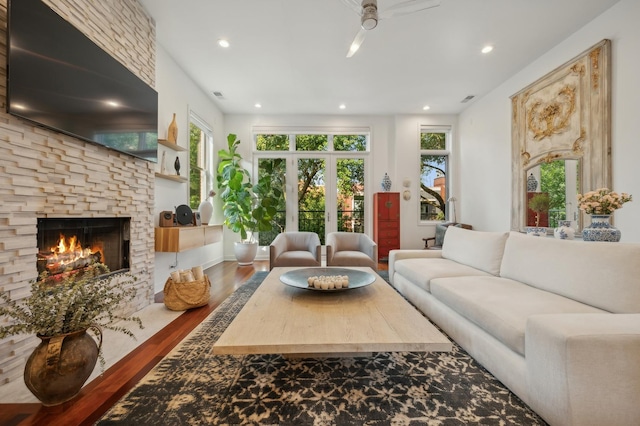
[340,0,363,16]
[380,0,441,19]
[346,28,367,58]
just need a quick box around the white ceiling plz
[139,0,619,116]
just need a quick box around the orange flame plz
[48,234,103,266]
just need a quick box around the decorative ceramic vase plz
[527,173,538,192]
[167,113,178,143]
[24,327,102,406]
[582,214,621,242]
[525,226,547,237]
[198,200,213,225]
[381,173,392,192]
[160,151,167,174]
[554,220,575,240]
[174,156,181,175]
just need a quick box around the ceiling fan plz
[341,0,441,57]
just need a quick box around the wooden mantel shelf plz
[155,224,223,252]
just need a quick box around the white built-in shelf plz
[155,172,188,182]
[158,138,187,151]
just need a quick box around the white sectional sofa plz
[388,226,640,426]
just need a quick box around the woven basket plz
[163,275,211,311]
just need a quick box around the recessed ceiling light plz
[339,104,346,110]
[254,103,262,108]
[481,45,494,54]
[218,39,230,48]
[422,105,431,111]
[105,100,120,107]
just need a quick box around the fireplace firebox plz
[37,218,130,277]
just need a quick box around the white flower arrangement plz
[576,188,632,215]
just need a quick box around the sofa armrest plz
[526,314,640,426]
[388,249,443,284]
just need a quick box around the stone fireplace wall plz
[0,0,156,384]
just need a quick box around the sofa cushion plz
[441,227,509,276]
[394,258,491,293]
[500,232,640,313]
[430,276,607,356]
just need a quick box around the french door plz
[257,154,367,246]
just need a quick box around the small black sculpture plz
[174,156,181,176]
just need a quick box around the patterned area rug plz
[97,271,547,425]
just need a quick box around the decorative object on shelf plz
[525,226,547,237]
[167,113,178,143]
[448,196,458,223]
[554,220,575,240]
[198,190,216,225]
[381,173,392,191]
[175,204,193,226]
[582,215,621,242]
[577,188,632,242]
[402,178,411,200]
[0,263,142,406]
[216,134,282,263]
[174,156,181,175]
[528,193,550,227]
[527,173,538,192]
[160,151,167,174]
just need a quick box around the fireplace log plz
[41,252,103,275]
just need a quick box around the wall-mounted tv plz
[7,0,158,162]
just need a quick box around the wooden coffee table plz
[213,267,452,357]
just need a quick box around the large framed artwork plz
[510,39,611,232]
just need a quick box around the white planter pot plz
[234,241,258,265]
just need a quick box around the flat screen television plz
[6,0,158,162]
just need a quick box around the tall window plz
[420,127,451,222]
[189,113,214,210]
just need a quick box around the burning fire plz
[38,234,103,276]
[52,234,91,258]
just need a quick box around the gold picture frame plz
[510,39,611,231]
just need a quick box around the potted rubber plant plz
[216,133,281,264]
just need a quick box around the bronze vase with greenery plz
[0,263,143,405]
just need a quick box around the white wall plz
[458,0,640,243]
[153,45,226,292]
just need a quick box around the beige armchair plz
[269,232,322,270]
[326,232,377,270]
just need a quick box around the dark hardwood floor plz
[0,261,388,426]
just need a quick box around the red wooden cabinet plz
[373,192,400,262]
